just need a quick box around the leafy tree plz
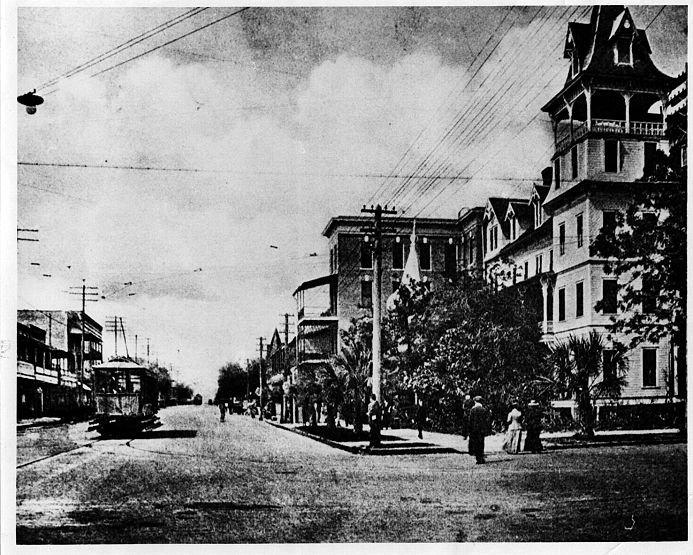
[149,363,172,402]
[387,278,552,431]
[590,151,686,397]
[215,360,260,403]
[173,382,194,403]
[547,331,628,438]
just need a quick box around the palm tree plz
[331,328,372,434]
[550,330,628,437]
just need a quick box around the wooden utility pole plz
[257,337,267,420]
[69,281,98,404]
[361,204,397,402]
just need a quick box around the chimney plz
[541,167,553,186]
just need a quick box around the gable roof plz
[531,184,551,204]
[485,197,526,237]
[268,328,282,356]
[506,201,533,229]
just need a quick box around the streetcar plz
[89,357,161,437]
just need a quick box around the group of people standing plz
[501,399,543,455]
[461,395,544,463]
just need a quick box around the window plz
[554,158,561,189]
[524,260,529,280]
[392,239,405,269]
[576,281,584,318]
[558,287,566,321]
[603,211,617,237]
[616,36,632,65]
[603,349,617,384]
[489,225,499,251]
[444,241,457,277]
[535,254,543,274]
[392,279,400,293]
[571,51,579,76]
[420,239,431,271]
[510,215,517,240]
[576,213,583,248]
[547,285,554,321]
[468,233,475,265]
[642,276,656,314]
[360,241,372,269]
[549,249,553,271]
[602,279,618,314]
[571,145,578,179]
[644,142,657,175]
[559,223,566,255]
[605,139,619,172]
[642,348,657,387]
[360,280,372,308]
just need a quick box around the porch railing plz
[556,119,665,152]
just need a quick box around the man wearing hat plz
[468,396,491,464]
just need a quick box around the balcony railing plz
[556,119,665,152]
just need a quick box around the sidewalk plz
[268,420,685,456]
[17,416,63,431]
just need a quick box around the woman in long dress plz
[503,403,523,454]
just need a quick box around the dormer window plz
[616,35,632,65]
[570,50,580,77]
[509,214,517,240]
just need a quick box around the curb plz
[266,421,460,456]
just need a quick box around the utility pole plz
[280,312,295,423]
[69,281,98,405]
[257,337,267,421]
[135,334,138,363]
[246,358,250,400]
[361,204,397,402]
[105,316,124,358]
[147,338,151,366]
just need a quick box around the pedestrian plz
[502,400,522,454]
[461,393,474,439]
[367,394,382,448]
[219,400,227,423]
[524,400,543,453]
[468,396,491,464]
[414,398,426,439]
[382,399,391,430]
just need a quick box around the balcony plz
[556,119,665,153]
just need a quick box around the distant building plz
[17,310,103,418]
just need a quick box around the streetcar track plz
[16,436,133,469]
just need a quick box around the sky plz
[9,3,688,400]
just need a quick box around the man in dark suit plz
[468,396,491,464]
[367,394,382,448]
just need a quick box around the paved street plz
[16,405,687,543]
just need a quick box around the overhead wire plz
[390,5,567,214]
[338,5,587,294]
[336,6,569,292]
[399,6,586,218]
[89,8,251,80]
[37,8,208,92]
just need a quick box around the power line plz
[38,8,207,91]
[89,8,250,80]
[17,160,547,181]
